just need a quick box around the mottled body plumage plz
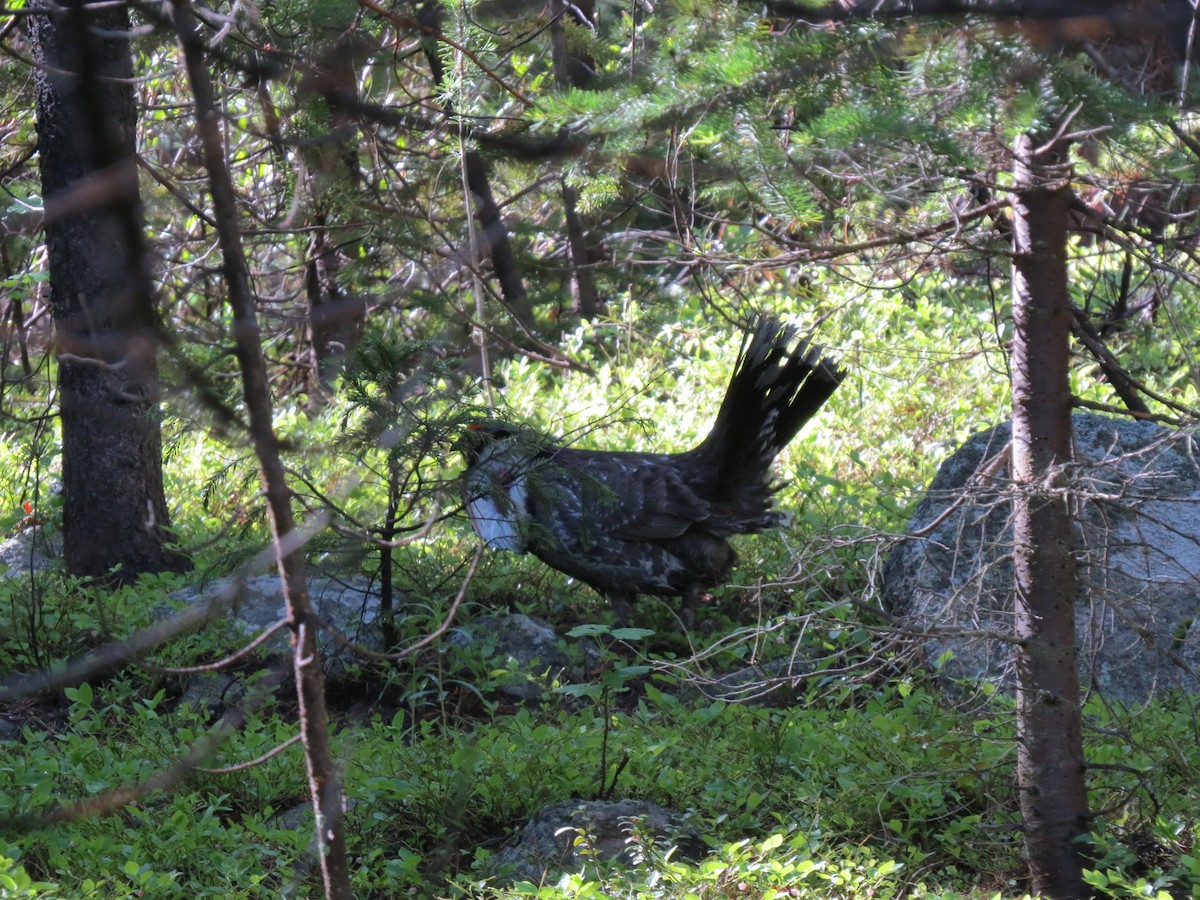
[460,318,844,620]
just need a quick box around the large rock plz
[884,414,1200,704]
[169,574,385,672]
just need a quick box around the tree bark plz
[30,0,190,581]
[301,34,368,397]
[419,2,536,331]
[1010,131,1090,900]
[306,209,364,394]
[173,4,352,897]
[459,138,536,330]
[550,0,600,318]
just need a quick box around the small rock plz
[0,717,22,742]
[0,527,60,579]
[487,799,699,886]
[177,672,245,713]
[448,613,599,701]
[167,574,386,673]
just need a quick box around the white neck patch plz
[466,473,527,552]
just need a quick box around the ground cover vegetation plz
[2,0,1200,897]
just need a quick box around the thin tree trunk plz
[550,0,600,318]
[460,150,534,328]
[1010,131,1090,900]
[305,207,365,394]
[419,2,535,330]
[30,0,189,581]
[301,34,368,397]
[559,179,598,317]
[172,5,352,897]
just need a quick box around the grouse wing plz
[531,448,714,541]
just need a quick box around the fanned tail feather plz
[697,318,844,491]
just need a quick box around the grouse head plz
[457,421,547,552]
[456,421,522,468]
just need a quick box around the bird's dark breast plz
[529,526,737,598]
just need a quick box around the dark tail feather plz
[697,317,844,486]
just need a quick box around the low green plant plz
[0,853,57,898]
[1083,824,1200,900]
[3,619,1199,898]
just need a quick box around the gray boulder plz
[168,574,385,672]
[168,582,596,701]
[487,799,698,886]
[884,414,1200,704]
[448,613,600,701]
[0,527,59,578]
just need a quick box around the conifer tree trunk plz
[30,0,190,581]
[301,32,369,396]
[306,205,363,394]
[551,0,600,318]
[418,1,536,331]
[174,5,352,896]
[1010,131,1090,900]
